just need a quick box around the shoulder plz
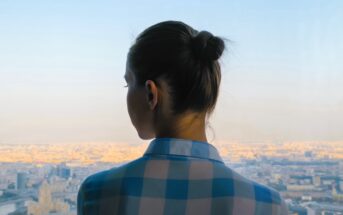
[77,169,110,205]
[236,172,288,214]
[78,157,148,194]
[77,158,148,214]
[214,164,287,213]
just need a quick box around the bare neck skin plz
[155,110,209,143]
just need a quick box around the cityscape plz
[1,0,342,215]
[0,141,342,215]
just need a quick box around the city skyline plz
[0,140,342,164]
[1,0,343,145]
[0,141,342,214]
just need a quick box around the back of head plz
[127,20,225,115]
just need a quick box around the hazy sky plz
[0,0,342,144]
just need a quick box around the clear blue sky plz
[0,0,342,144]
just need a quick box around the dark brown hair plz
[127,20,226,115]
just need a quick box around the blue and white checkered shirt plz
[77,137,288,215]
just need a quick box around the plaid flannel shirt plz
[77,137,288,215]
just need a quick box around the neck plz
[155,111,208,143]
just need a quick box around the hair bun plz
[191,31,225,61]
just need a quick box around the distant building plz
[339,161,343,172]
[27,180,71,215]
[288,205,307,215]
[16,172,27,190]
[287,184,315,191]
[57,166,71,179]
[51,163,72,180]
[313,175,321,186]
[289,175,313,185]
[302,201,343,214]
[321,176,340,187]
[304,151,313,158]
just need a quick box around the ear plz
[145,80,158,110]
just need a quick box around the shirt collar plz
[143,137,224,163]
